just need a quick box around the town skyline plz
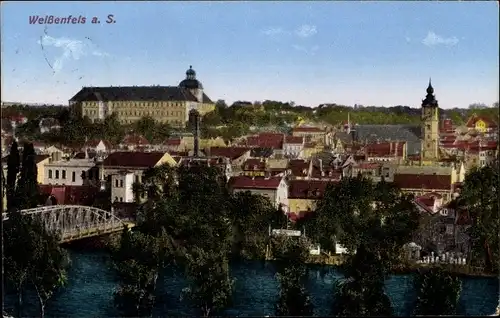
[2,1,498,108]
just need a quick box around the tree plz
[271,236,314,316]
[15,143,40,210]
[29,217,70,318]
[4,213,69,318]
[228,192,276,259]
[181,247,234,317]
[6,140,21,211]
[332,245,392,317]
[457,166,499,273]
[305,177,419,316]
[112,228,168,317]
[413,268,462,315]
[310,177,419,265]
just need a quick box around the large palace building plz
[69,66,215,127]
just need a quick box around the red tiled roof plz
[121,134,150,145]
[242,158,266,171]
[393,173,452,191]
[365,142,405,157]
[465,114,498,128]
[288,179,333,199]
[39,185,99,205]
[164,138,181,146]
[292,127,324,133]
[229,176,283,190]
[245,133,284,149]
[102,151,166,168]
[287,159,310,177]
[208,147,250,160]
[284,136,304,144]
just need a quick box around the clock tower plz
[420,79,439,163]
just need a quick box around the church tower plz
[420,79,440,163]
[179,65,204,103]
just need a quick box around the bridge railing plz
[3,205,131,242]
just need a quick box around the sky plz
[1,1,498,109]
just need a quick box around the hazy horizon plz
[2,2,498,109]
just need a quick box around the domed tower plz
[179,65,204,103]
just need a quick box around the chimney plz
[394,141,398,157]
[189,109,201,158]
[389,142,393,154]
[318,158,323,172]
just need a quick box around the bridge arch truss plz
[3,205,127,243]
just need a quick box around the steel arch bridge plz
[2,205,135,243]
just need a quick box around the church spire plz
[422,78,438,107]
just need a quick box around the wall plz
[288,198,316,214]
[111,172,135,203]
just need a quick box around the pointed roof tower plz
[422,78,438,107]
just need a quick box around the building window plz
[72,171,76,182]
[55,170,59,179]
[115,179,119,187]
[120,180,123,187]
[119,197,123,202]
[135,175,140,183]
[114,196,118,202]
[48,169,53,179]
[62,170,66,179]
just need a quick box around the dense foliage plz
[271,235,314,316]
[413,267,462,315]
[297,176,420,316]
[456,165,499,273]
[4,140,69,318]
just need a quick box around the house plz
[84,139,113,154]
[163,138,185,152]
[287,179,333,216]
[393,167,457,202]
[228,175,288,208]
[102,151,177,186]
[39,117,61,134]
[291,126,333,146]
[301,142,323,159]
[44,157,98,186]
[465,140,498,169]
[287,159,312,180]
[283,136,304,158]
[364,141,407,163]
[465,114,498,138]
[352,162,383,180]
[244,133,284,156]
[120,134,150,151]
[205,147,251,167]
[241,158,267,177]
[110,170,136,203]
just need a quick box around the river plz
[4,249,499,317]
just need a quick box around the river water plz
[4,249,499,317]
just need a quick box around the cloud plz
[263,24,318,38]
[292,44,319,55]
[422,31,459,47]
[295,24,317,38]
[405,36,411,43]
[37,35,110,73]
[262,27,289,36]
